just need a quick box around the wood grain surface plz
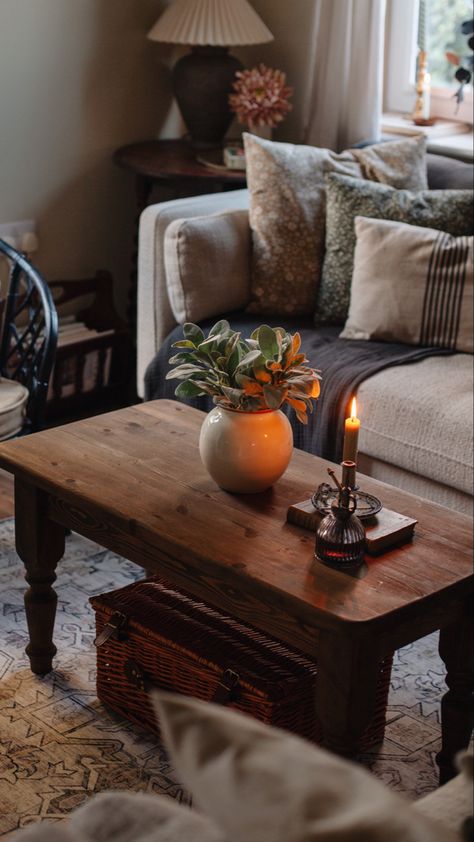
[113,139,246,185]
[1,400,471,775]
[0,400,471,635]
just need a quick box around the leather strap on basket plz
[124,659,240,706]
[211,668,240,705]
[94,611,127,647]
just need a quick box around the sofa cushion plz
[243,133,427,317]
[357,354,473,495]
[426,152,474,190]
[341,217,473,353]
[164,210,250,325]
[319,174,474,325]
[152,691,457,842]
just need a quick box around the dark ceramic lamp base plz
[173,46,243,149]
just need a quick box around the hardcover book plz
[287,499,417,555]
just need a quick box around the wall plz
[0,0,172,315]
[0,1,315,314]
[237,0,316,142]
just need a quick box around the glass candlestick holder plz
[315,487,365,569]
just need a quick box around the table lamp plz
[148,0,273,149]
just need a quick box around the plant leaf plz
[168,352,194,364]
[291,332,301,356]
[183,323,205,344]
[257,325,280,360]
[166,364,205,380]
[198,336,220,353]
[236,349,263,369]
[225,332,241,357]
[287,397,307,413]
[172,339,196,349]
[265,361,283,371]
[243,395,266,411]
[221,385,244,406]
[246,338,260,349]
[310,380,321,398]
[209,319,230,337]
[242,379,264,396]
[175,380,206,397]
[227,343,241,374]
[193,380,217,394]
[263,384,284,409]
[253,365,272,383]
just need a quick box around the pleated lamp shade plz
[148,0,274,46]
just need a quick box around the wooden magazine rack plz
[47,270,130,419]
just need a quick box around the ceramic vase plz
[199,406,293,493]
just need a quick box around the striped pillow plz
[340,217,473,353]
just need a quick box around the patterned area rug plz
[0,518,448,837]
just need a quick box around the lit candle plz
[343,397,360,465]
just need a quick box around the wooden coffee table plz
[0,400,472,783]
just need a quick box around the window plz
[427,0,471,87]
[385,0,473,124]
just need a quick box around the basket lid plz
[91,577,318,699]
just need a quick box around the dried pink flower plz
[229,64,293,129]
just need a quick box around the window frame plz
[384,0,473,125]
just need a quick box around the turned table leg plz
[437,602,474,784]
[15,479,66,675]
[315,629,383,755]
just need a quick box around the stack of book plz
[48,318,114,401]
[287,499,417,555]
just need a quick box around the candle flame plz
[350,397,357,419]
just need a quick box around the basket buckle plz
[94,611,127,647]
[212,668,240,706]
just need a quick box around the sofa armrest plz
[137,189,249,398]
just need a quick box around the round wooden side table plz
[114,138,247,209]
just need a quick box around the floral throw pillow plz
[317,173,474,325]
[243,133,427,316]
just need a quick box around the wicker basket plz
[91,577,392,748]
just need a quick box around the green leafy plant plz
[167,320,321,424]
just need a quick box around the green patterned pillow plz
[316,174,474,325]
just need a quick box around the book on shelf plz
[287,499,417,555]
[57,320,115,347]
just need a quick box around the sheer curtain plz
[303,0,386,151]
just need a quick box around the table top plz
[113,139,247,185]
[1,400,472,635]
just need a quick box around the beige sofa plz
[137,154,473,514]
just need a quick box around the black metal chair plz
[0,238,58,435]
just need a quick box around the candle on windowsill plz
[343,397,360,465]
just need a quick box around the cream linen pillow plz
[319,173,474,325]
[152,691,456,842]
[243,133,427,316]
[341,217,473,352]
[164,209,250,324]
